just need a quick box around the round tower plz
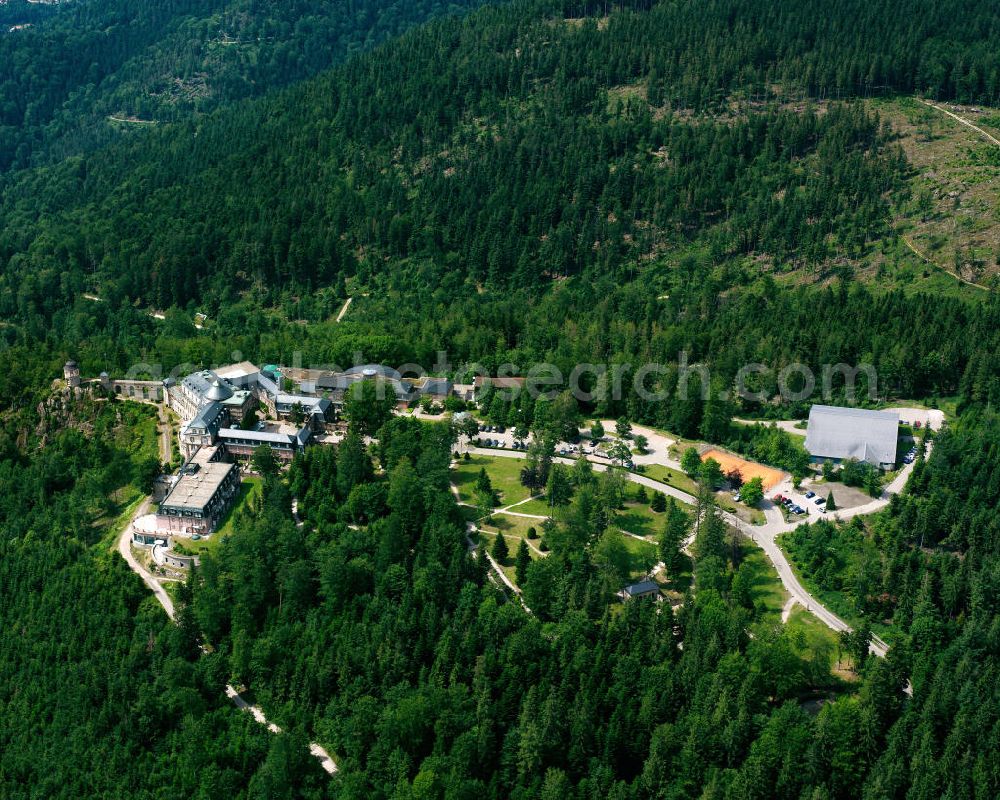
[64,360,81,389]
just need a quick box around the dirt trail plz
[117,472,337,774]
[920,99,1000,147]
[335,296,353,322]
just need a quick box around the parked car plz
[773,494,783,502]
[804,491,815,499]
[734,494,742,503]
[815,497,825,505]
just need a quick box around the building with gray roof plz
[804,405,899,469]
[217,425,312,464]
[157,458,240,535]
[623,580,661,600]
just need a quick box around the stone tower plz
[63,360,81,389]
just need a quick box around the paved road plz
[116,488,338,774]
[465,439,929,658]
[118,498,176,619]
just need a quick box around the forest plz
[0,0,496,172]
[174,391,998,799]
[1,0,1000,797]
[4,0,1000,322]
[0,395,330,798]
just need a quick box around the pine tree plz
[650,491,667,513]
[491,532,509,564]
[660,499,690,573]
[515,539,531,585]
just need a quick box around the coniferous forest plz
[2,0,1000,798]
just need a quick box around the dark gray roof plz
[316,374,355,391]
[205,379,234,401]
[345,363,401,381]
[804,405,899,466]
[189,401,225,431]
[421,378,452,395]
[218,426,311,448]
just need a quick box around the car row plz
[558,444,595,456]
[771,493,817,516]
[903,446,918,464]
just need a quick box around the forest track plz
[919,99,1000,147]
[901,235,989,291]
[335,296,353,322]
[116,488,338,775]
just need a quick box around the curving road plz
[116,439,338,775]
[464,438,929,658]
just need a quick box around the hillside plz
[4,0,1000,333]
[0,0,496,172]
[3,2,1000,799]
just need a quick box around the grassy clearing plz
[479,512,540,539]
[777,531,897,645]
[739,539,845,678]
[737,544,788,618]
[620,534,659,580]
[508,496,552,516]
[633,463,697,496]
[94,491,147,552]
[183,477,263,556]
[785,606,842,672]
[718,493,767,525]
[453,455,531,506]
[474,514,547,584]
[615,501,661,538]
[871,95,1000,292]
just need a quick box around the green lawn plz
[615,501,661,538]
[633,463,698,496]
[474,513,547,585]
[95,491,148,551]
[478,512,541,539]
[739,540,845,677]
[511,496,555,516]
[620,534,659,580]
[785,606,842,672]
[717,493,767,525]
[183,477,263,556]
[737,543,788,619]
[453,455,531,506]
